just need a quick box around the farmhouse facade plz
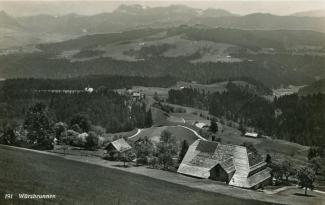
[177,140,271,189]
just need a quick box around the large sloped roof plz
[177,139,271,188]
[178,140,236,178]
[107,138,132,153]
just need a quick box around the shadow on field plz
[113,164,131,168]
[293,193,315,197]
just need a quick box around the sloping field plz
[0,146,274,205]
[166,126,199,144]
[58,33,242,63]
[129,126,198,145]
[212,124,309,167]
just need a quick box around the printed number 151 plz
[5,194,13,199]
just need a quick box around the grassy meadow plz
[0,145,279,205]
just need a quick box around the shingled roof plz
[105,138,132,153]
[177,139,271,189]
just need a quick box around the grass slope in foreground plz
[0,146,278,205]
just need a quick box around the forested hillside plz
[299,78,325,95]
[0,81,153,133]
[0,75,176,91]
[167,82,325,146]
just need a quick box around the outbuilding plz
[244,132,259,138]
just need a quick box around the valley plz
[0,3,324,205]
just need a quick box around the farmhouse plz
[177,140,271,189]
[105,138,132,154]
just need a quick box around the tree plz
[121,151,134,167]
[91,125,106,136]
[148,156,158,169]
[85,131,99,150]
[153,92,159,101]
[308,147,318,160]
[270,163,284,185]
[282,160,296,183]
[297,166,315,196]
[54,122,67,141]
[70,114,91,132]
[310,157,323,174]
[239,120,246,136]
[157,130,178,170]
[0,127,17,145]
[265,154,272,164]
[210,118,218,133]
[308,146,324,160]
[133,136,155,165]
[178,140,189,163]
[145,109,153,127]
[23,102,53,149]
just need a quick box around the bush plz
[72,133,87,147]
[0,128,18,146]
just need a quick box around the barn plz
[177,140,271,189]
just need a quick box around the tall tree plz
[282,160,296,183]
[85,131,99,150]
[24,102,53,149]
[157,130,178,170]
[70,114,91,132]
[133,136,155,165]
[210,118,218,133]
[145,109,153,127]
[297,166,315,196]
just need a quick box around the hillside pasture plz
[0,145,275,205]
[129,125,199,145]
[54,33,242,63]
[214,124,309,167]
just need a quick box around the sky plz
[0,1,324,16]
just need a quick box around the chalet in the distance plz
[177,140,271,189]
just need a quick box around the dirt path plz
[175,125,207,141]
[128,128,142,139]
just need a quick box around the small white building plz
[85,87,94,93]
[244,132,259,138]
[194,122,209,129]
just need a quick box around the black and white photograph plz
[0,0,324,204]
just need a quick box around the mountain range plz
[291,9,325,17]
[0,5,325,49]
